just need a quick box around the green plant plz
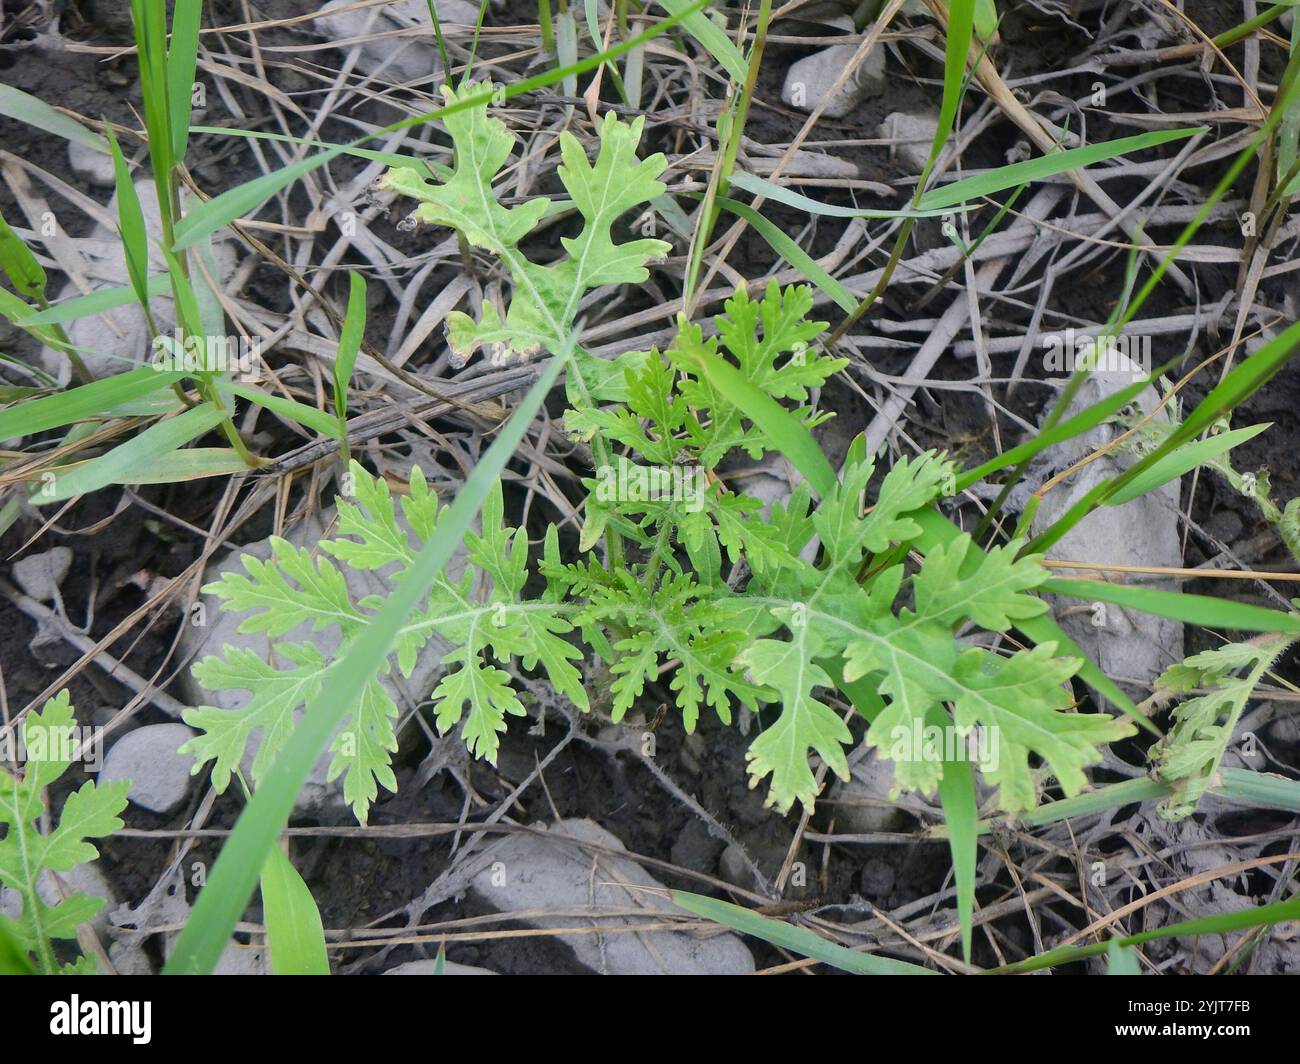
[17,0,1291,977]
[1151,636,1297,820]
[0,693,129,975]
[184,83,1300,841]
[187,271,1135,821]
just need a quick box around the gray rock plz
[718,843,751,889]
[1029,356,1184,693]
[383,959,497,975]
[782,43,886,118]
[212,943,268,975]
[108,940,154,975]
[68,141,116,187]
[101,723,198,815]
[12,546,73,602]
[471,818,755,974]
[89,0,137,38]
[318,0,481,85]
[879,111,940,173]
[828,755,910,835]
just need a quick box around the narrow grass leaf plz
[991,893,1300,974]
[0,208,47,300]
[32,402,226,504]
[918,129,1205,210]
[713,197,856,312]
[104,125,152,309]
[0,85,107,152]
[333,271,366,421]
[1106,942,1140,975]
[188,127,440,180]
[955,364,1171,491]
[657,0,748,82]
[1042,578,1300,634]
[19,275,171,325]
[920,0,976,194]
[0,367,184,438]
[260,847,329,975]
[670,890,936,974]
[1105,424,1270,506]
[217,379,342,440]
[1029,321,1300,554]
[1220,767,1300,813]
[111,447,256,484]
[936,724,978,964]
[167,0,203,163]
[730,172,962,218]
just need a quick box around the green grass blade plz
[0,207,47,300]
[657,0,748,82]
[1106,941,1139,974]
[188,127,441,179]
[974,777,1171,832]
[990,893,1300,974]
[172,148,346,252]
[1105,424,1270,506]
[0,85,107,152]
[0,367,184,438]
[162,249,205,338]
[729,172,963,219]
[18,275,171,325]
[954,770,1300,837]
[1042,578,1300,634]
[669,890,937,974]
[333,271,366,422]
[1028,321,1300,554]
[918,0,977,196]
[167,0,203,164]
[712,196,855,312]
[31,402,226,504]
[917,128,1206,210]
[260,847,329,975]
[110,447,254,483]
[936,721,978,964]
[955,371,1164,492]
[104,125,152,310]
[216,379,342,440]
[1219,767,1300,813]
[1280,8,1300,198]
[130,0,176,193]
[162,353,567,975]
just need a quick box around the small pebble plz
[12,547,73,602]
[101,724,198,815]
